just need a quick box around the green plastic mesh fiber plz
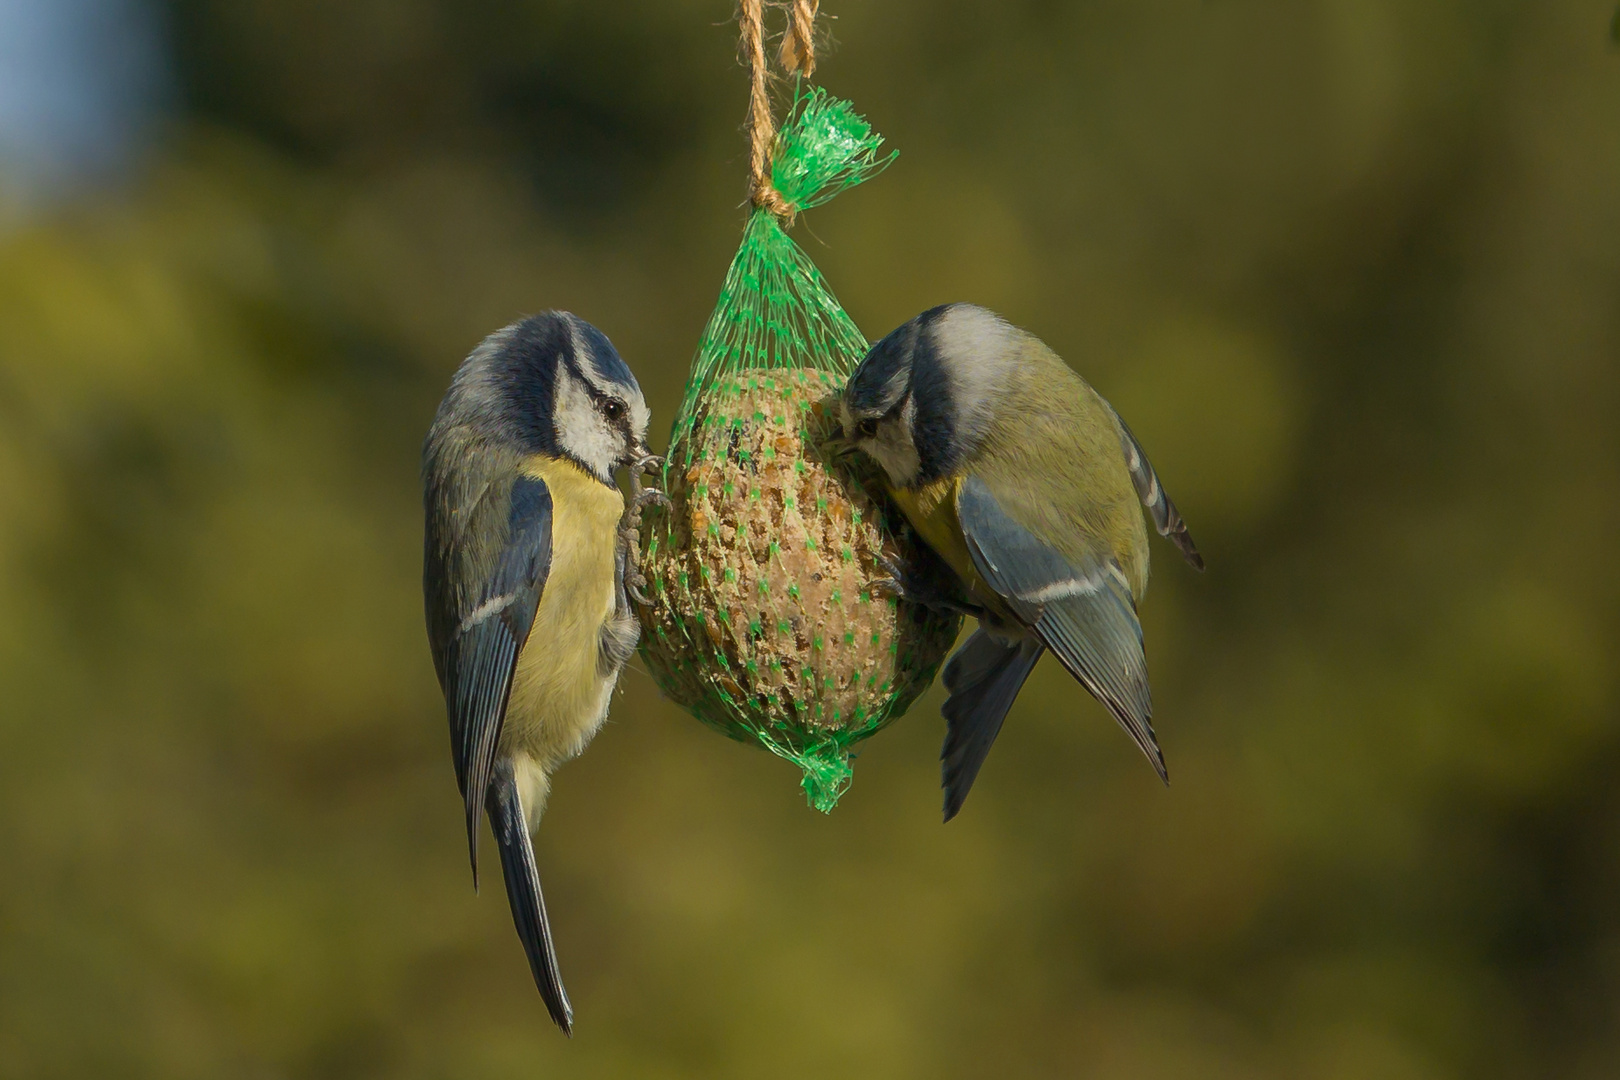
[637,88,961,811]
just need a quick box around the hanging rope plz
[739,0,819,221]
[778,0,820,77]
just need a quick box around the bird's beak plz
[621,440,660,475]
[824,413,868,459]
[818,406,849,455]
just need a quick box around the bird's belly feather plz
[503,457,625,772]
[891,476,1013,621]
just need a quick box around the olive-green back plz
[966,335,1151,600]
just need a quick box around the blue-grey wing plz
[955,475,1166,781]
[440,474,553,879]
[1111,409,1204,571]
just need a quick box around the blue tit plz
[839,303,1203,821]
[422,311,659,1033]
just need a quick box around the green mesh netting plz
[637,87,961,811]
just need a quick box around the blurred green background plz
[2,1,1618,1076]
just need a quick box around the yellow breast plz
[503,455,625,771]
[889,476,1005,617]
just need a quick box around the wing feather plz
[438,474,553,883]
[956,475,1167,781]
[1112,411,1204,571]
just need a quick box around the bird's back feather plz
[967,337,1153,599]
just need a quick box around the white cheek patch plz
[865,413,921,487]
[553,368,619,479]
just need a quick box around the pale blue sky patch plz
[0,0,169,209]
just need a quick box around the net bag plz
[637,88,961,811]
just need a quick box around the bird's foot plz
[619,523,653,606]
[627,454,670,514]
[867,550,982,618]
[867,553,908,601]
[620,455,669,607]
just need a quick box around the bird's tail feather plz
[940,630,1044,821]
[487,759,573,1034]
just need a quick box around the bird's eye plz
[602,400,626,422]
[856,418,879,439]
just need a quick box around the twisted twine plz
[739,0,820,221]
[778,0,820,77]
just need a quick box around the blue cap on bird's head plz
[844,314,924,421]
[568,318,641,398]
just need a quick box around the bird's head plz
[840,303,1019,490]
[445,312,652,485]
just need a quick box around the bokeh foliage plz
[2,1,1619,1077]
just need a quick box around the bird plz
[422,311,661,1033]
[837,303,1204,821]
